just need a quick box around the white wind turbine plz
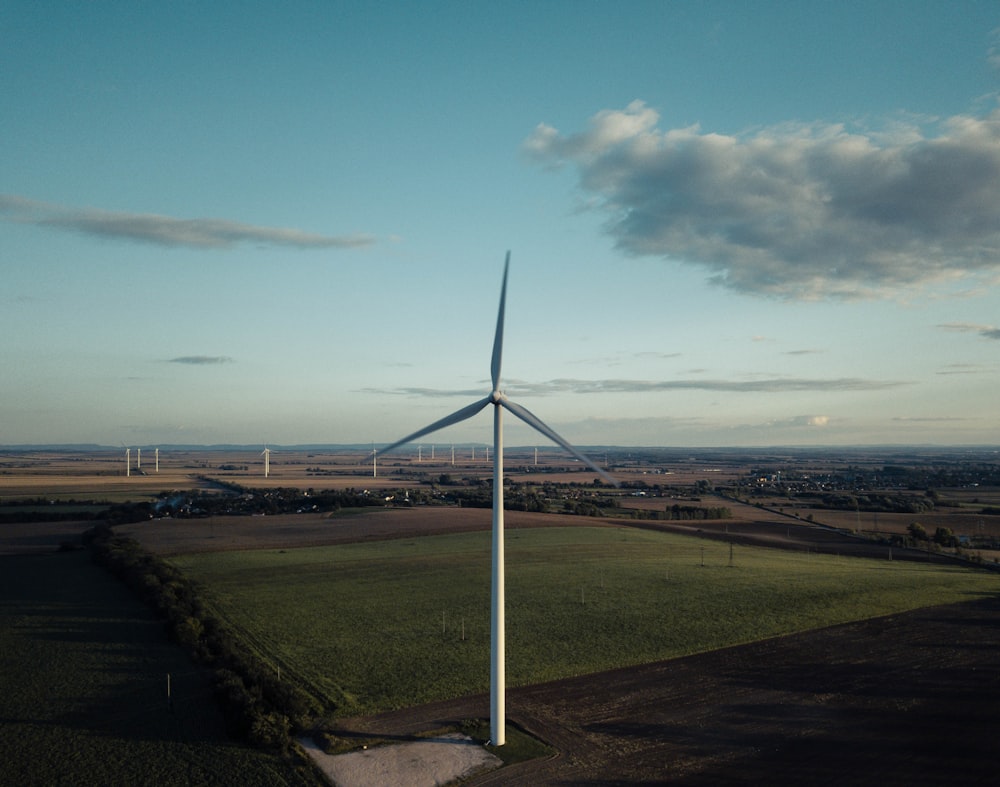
[380,252,616,746]
[261,445,271,478]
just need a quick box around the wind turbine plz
[380,252,616,746]
[124,447,131,477]
[261,446,270,478]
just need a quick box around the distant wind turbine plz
[261,446,270,478]
[380,252,616,746]
[124,447,130,477]
[155,447,159,473]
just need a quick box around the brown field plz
[116,508,615,556]
[4,450,1000,783]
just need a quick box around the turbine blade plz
[502,397,618,487]
[490,252,510,392]
[380,395,493,456]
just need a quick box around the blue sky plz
[3,2,1000,448]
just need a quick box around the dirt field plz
[115,508,618,556]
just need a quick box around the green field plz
[171,526,999,718]
[0,551,320,786]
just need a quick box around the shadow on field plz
[1,552,225,745]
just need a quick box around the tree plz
[933,526,957,548]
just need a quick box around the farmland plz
[170,526,998,718]
[3,445,1000,784]
[0,549,321,786]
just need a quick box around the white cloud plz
[989,28,1000,70]
[524,102,1000,300]
[365,376,903,397]
[0,194,375,250]
[937,322,1000,340]
[168,356,234,365]
[771,415,830,427]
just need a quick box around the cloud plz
[524,101,1000,300]
[365,375,903,397]
[937,322,1000,340]
[0,194,375,250]
[936,362,996,375]
[168,356,234,365]
[892,416,968,422]
[770,415,830,428]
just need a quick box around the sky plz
[2,2,1000,449]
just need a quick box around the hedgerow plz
[85,524,320,751]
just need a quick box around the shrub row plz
[85,524,321,750]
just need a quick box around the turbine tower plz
[137,448,141,470]
[261,446,270,478]
[155,447,159,473]
[124,447,130,477]
[380,253,615,746]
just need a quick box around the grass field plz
[0,550,321,786]
[170,525,999,718]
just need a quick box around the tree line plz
[85,524,319,752]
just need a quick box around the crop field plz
[169,525,998,718]
[0,550,320,786]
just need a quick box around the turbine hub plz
[491,390,503,405]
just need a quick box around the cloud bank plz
[168,356,234,365]
[366,375,903,397]
[0,194,375,250]
[524,101,1000,300]
[938,322,1000,340]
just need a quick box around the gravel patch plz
[299,732,502,787]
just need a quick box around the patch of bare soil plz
[0,520,91,554]
[116,508,621,556]
[299,732,501,787]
